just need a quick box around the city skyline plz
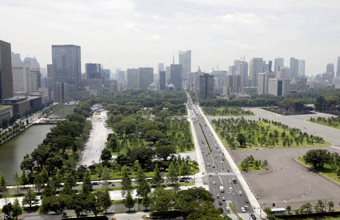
[1,0,340,75]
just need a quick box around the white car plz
[226,206,230,212]
[241,207,246,212]
[239,191,242,196]
[213,181,216,185]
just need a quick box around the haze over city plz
[1,0,340,74]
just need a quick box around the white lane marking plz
[219,175,223,184]
[283,200,287,203]
[330,145,340,151]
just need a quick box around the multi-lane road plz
[187,95,255,216]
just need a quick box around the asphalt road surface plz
[187,95,253,215]
[78,110,111,167]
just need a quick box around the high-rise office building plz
[179,50,191,80]
[268,78,290,96]
[257,72,276,95]
[237,61,248,88]
[326,63,335,74]
[249,58,263,87]
[0,40,14,99]
[298,60,305,76]
[138,67,153,90]
[30,70,41,92]
[224,75,242,97]
[337,57,340,77]
[86,63,101,79]
[289,57,299,78]
[80,79,103,96]
[11,52,22,65]
[127,68,139,90]
[274,58,284,74]
[47,64,53,78]
[170,64,182,90]
[278,67,290,78]
[159,71,166,90]
[54,82,69,103]
[101,69,110,88]
[198,73,214,100]
[158,63,164,73]
[52,45,81,91]
[12,64,31,94]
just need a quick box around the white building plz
[12,64,31,94]
[268,78,290,96]
[298,60,306,76]
[278,67,290,78]
[249,58,264,87]
[257,72,276,95]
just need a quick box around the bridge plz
[34,117,66,124]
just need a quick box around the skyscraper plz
[11,52,22,65]
[257,72,276,95]
[249,58,263,87]
[158,63,164,73]
[198,73,214,100]
[274,58,284,74]
[237,61,248,88]
[0,40,14,99]
[326,63,335,74]
[159,71,166,90]
[101,69,111,88]
[47,64,53,78]
[52,45,81,91]
[179,50,191,80]
[138,67,153,90]
[224,75,242,97]
[289,57,299,78]
[298,60,305,76]
[86,63,101,79]
[127,68,139,90]
[54,82,68,103]
[30,70,41,92]
[337,57,340,77]
[170,64,182,90]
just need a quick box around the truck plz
[220,186,224,193]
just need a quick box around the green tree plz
[155,145,176,161]
[121,165,132,198]
[0,173,7,192]
[304,149,331,169]
[141,192,150,211]
[82,170,92,194]
[152,164,163,187]
[53,169,62,190]
[101,167,110,187]
[20,171,29,187]
[12,198,23,220]
[124,191,135,212]
[13,172,20,194]
[41,167,49,183]
[22,189,39,209]
[102,189,111,213]
[237,133,246,148]
[34,173,44,192]
[179,162,189,177]
[149,188,176,215]
[286,205,291,214]
[101,148,112,165]
[328,201,334,212]
[2,202,13,217]
[167,161,179,186]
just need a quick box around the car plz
[229,179,232,183]
[222,197,226,201]
[179,179,186,183]
[218,201,222,205]
[213,181,216,185]
[245,199,249,203]
[239,191,242,196]
[241,207,246,212]
[226,206,230,212]
[216,194,220,199]
[229,187,232,192]
[250,213,256,220]
[245,205,249,210]
[208,163,211,166]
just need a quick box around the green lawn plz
[297,157,340,184]
[308,119,340,130]
[202,107,254,116]
[212,121,331,150]
[238,163,265,172]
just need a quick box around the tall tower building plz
[179,50,191,80]
[86,63,101,79]
[298,60,305,76]
[326,63,335,74]
[0,40,14,99]
[127,68,139,90]
[159,71,166,91]
[54,82,69,103]
[198,73,214,100]
[158,63,164,73]
[274,58,284,74]
[138,67,153,90]
[249,58,263,87]
[289,57,299,78]
[52,45,81,91]
[337,57,340,77]
[170,64,183,90]
[237,61,248,88]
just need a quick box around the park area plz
[212,117,330,150]
[202,107,254,116]
[309,116,340,130]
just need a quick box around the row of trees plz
[203,107,254,116]
[303,149,340,174]
[310,116,340,128]
[213,117,325,149]
[19,100,93,185]
[284,200,338,215]
[0,122,26,143]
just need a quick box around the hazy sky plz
[1,0,340,75]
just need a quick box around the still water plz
[0,105,76,184]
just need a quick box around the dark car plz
[250,214,256,220]
[218,201,222,205]
[245,199,249,203]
